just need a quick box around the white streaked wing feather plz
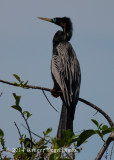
[51,42,81,107]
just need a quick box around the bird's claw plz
[51,90,60,98]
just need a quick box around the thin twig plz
[14,122,23,148]
[0,92,3,96]
[42,90,59,113]
[0,149,14,154]
[93,111,98,116]
[21,112,32,149]
[21,123,52,144]
[64,149,72,159]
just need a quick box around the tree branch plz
[0,79,113,128]
[95,132,114,160]
[78,98,114,128]
[0,79,58,92]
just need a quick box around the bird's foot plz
[51,90,60,98]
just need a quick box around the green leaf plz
[1,137,5,149]
[16,96,21,106]
[76,148,82,153]
[95,130,101,135]
[63,129,75,145]
[14,82,20,86]
[95,130,104,140]
[49,153,58,160]
[13,93,17,99]
[77,129,96,147]
[43,128,52,137]
[102,125,108,131]
[11,105,22,112]
[31,154,37,160]
[99,123,103,130]
[12,93,21,106]
[45,128,52,135]
[91,119,99,127]
[24,138,31,147]
[102,128,114,135]
[0,129,4,137]
[71,137,79,143]
[63,129,75,140]
[56,153,62,160]
[24,81,28,85]
[56,139,65,148]
[14,148,27,159]
[23,111,32,119]
[13,74,21,82]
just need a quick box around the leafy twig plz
[0,79,59,92]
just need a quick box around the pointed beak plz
[38,17,52,23]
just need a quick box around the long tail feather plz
[57,103,73,138]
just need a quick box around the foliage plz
[0,75,113,159]
[13,74,28,87]
[0,92,113,159]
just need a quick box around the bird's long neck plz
[63,22,72,41]
[53,24,72,45]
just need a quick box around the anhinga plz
[39,17,81,138]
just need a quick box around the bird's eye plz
[53,18,56,23]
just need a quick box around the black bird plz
[39,17,81,138]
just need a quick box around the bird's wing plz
[51,42,81,107]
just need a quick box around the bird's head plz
[38,17,72,32]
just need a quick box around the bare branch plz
[14,122,23,148]
[42,90,59,113]
[78,98,114,128]
[95,132,114,160]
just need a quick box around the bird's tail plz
[57,103,73,138]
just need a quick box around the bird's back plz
[51,41,81,119]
